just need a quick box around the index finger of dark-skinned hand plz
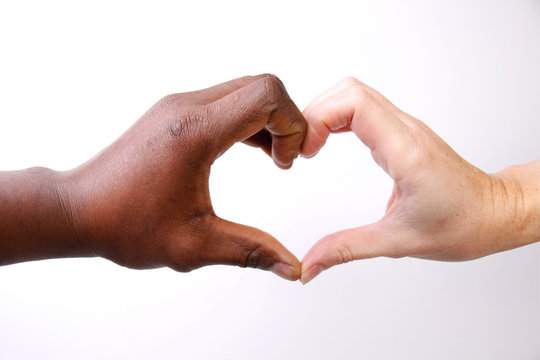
[207,74,307,168]
[188,74,272,105]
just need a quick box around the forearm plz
[0,167,92,266]
[493,160,540,250]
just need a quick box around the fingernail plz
[300,264,325,285]
[300,151,318,159]
[275,159,293,169]
[270,263,297,281]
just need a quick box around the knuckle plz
[168,106,208,138]
[334,244,354,265]
[321,235,354,266]
[340,76,362,88]
[260,73,283,86]
[169,117,189,138]
[351,84,371,105]
[160,93,181,107]
[242,245,263,268]
[258,74,286,106]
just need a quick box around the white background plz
[0,0,539,359]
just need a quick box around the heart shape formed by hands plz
[58,74,532,285]
[0,75,535,280]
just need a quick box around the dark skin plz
[0,74,306,280]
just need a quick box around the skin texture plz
[1,75,538,285]
[300,77,540,284]
[0,74,306,281]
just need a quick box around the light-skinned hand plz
[300,77,540,284]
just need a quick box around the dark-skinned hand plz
[0,74,306,280]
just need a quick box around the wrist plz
[0,167,95,266]
[53,168,97,259]
[491,161,540,250]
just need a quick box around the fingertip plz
[300,124,326,159]
[274,159,293,170]
[300,149,319,159]
[229,222,301,280]
[300,264,325,285]
[270,262,301,281]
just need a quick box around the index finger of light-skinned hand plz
[301,77,410,156]
[300,77,365,158]
[300,90,358,158]
[209,74,307,168]
[301,81,414,178]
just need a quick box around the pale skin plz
[300,77,540,284]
